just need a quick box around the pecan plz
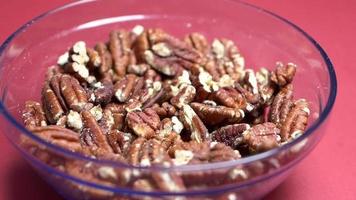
[126,108,160,138]
[42,82,65,124]
[269,84,293,126]
[113,74,138,103]
[22,101,47,128]
[127,63,149,76]
[86,47,101,71]
[30,125,82,153]
[271,62,297,87]
[179,104,209,143]
[45,65,63,81]
[256,67,275,105]
[88,79,114,105]
[109,30,136,79]
[127,138,170,167]
[95,42,113,79]
[211,123,250,149]
[190,102,245,126]
[170,84,196,109]
[106,130,134,154]
[280,99,310,141]
[243,122,281,153]
[211,87,247,110]
[209,141,241,162]
[184,32,210,55]
[100,103,126,133]
[134,29,201,76]
[151,102,177,118]
[204,38,245,81]
[60,74,89,111]
[81,110,113,155]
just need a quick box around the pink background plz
[0,0,355,199]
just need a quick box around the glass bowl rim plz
[0,0,337,172]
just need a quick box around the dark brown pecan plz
[179,104,209,143]
[126,108,160,138]
[271,62,297,87]
[30,125,83,153]
[22,101,47,128]
[190,102,245,126]
[211,123,250,149]
[81,110,113,155]
[106,130,134,154]
[280,99,310,141]
[243,122,281,153]
[113,74,137,103]
[95,42,113,79]
[60,74,89,111]
[269,84,293,126]
[109,30,135,79]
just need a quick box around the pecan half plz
[151,102,177,118]
[134,29,201,76]
[170,84,196,109]
[179,104,209,143]
[113,74,138,103]
[269,84,293,126]
[81,110,113,155]
[271,62,297,87]
[60,74,89,111]
[22,101,47,128]
[126,108,160,138]
[109,30,136,79]
[106,130,134,154]
[184,32,210,56]
[243,122,281,153]
[190,102,245,126]
[280,99,310,141]
[42,82,65,124]
[211,123,250,149]
[95,42,113,80]
[30,125,82,153]
[88,79,114,105]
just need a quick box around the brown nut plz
[95,42,113,79]
[280,99,310,141]
[170,84,196,109]
[190,102,245,126]
[211,123,250,149]
[106,130,134,154]
[81,110,113,155]
[184,32,210,56]
[60,74,89,112]
[126,108,160,138]
[89,79,114,105]
[42,82,65,124]
[109,30,136,79]
[271,62,297,87]
[22,101,47,128]
[30,125,83,153]
[179,104,209,143]
[114,74,138,103]
[243,122,281,153]
[269,84,294,126]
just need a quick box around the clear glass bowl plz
[0,0,337,199]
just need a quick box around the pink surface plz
[0,0,354,199]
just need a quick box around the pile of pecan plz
[21,25,310,196]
